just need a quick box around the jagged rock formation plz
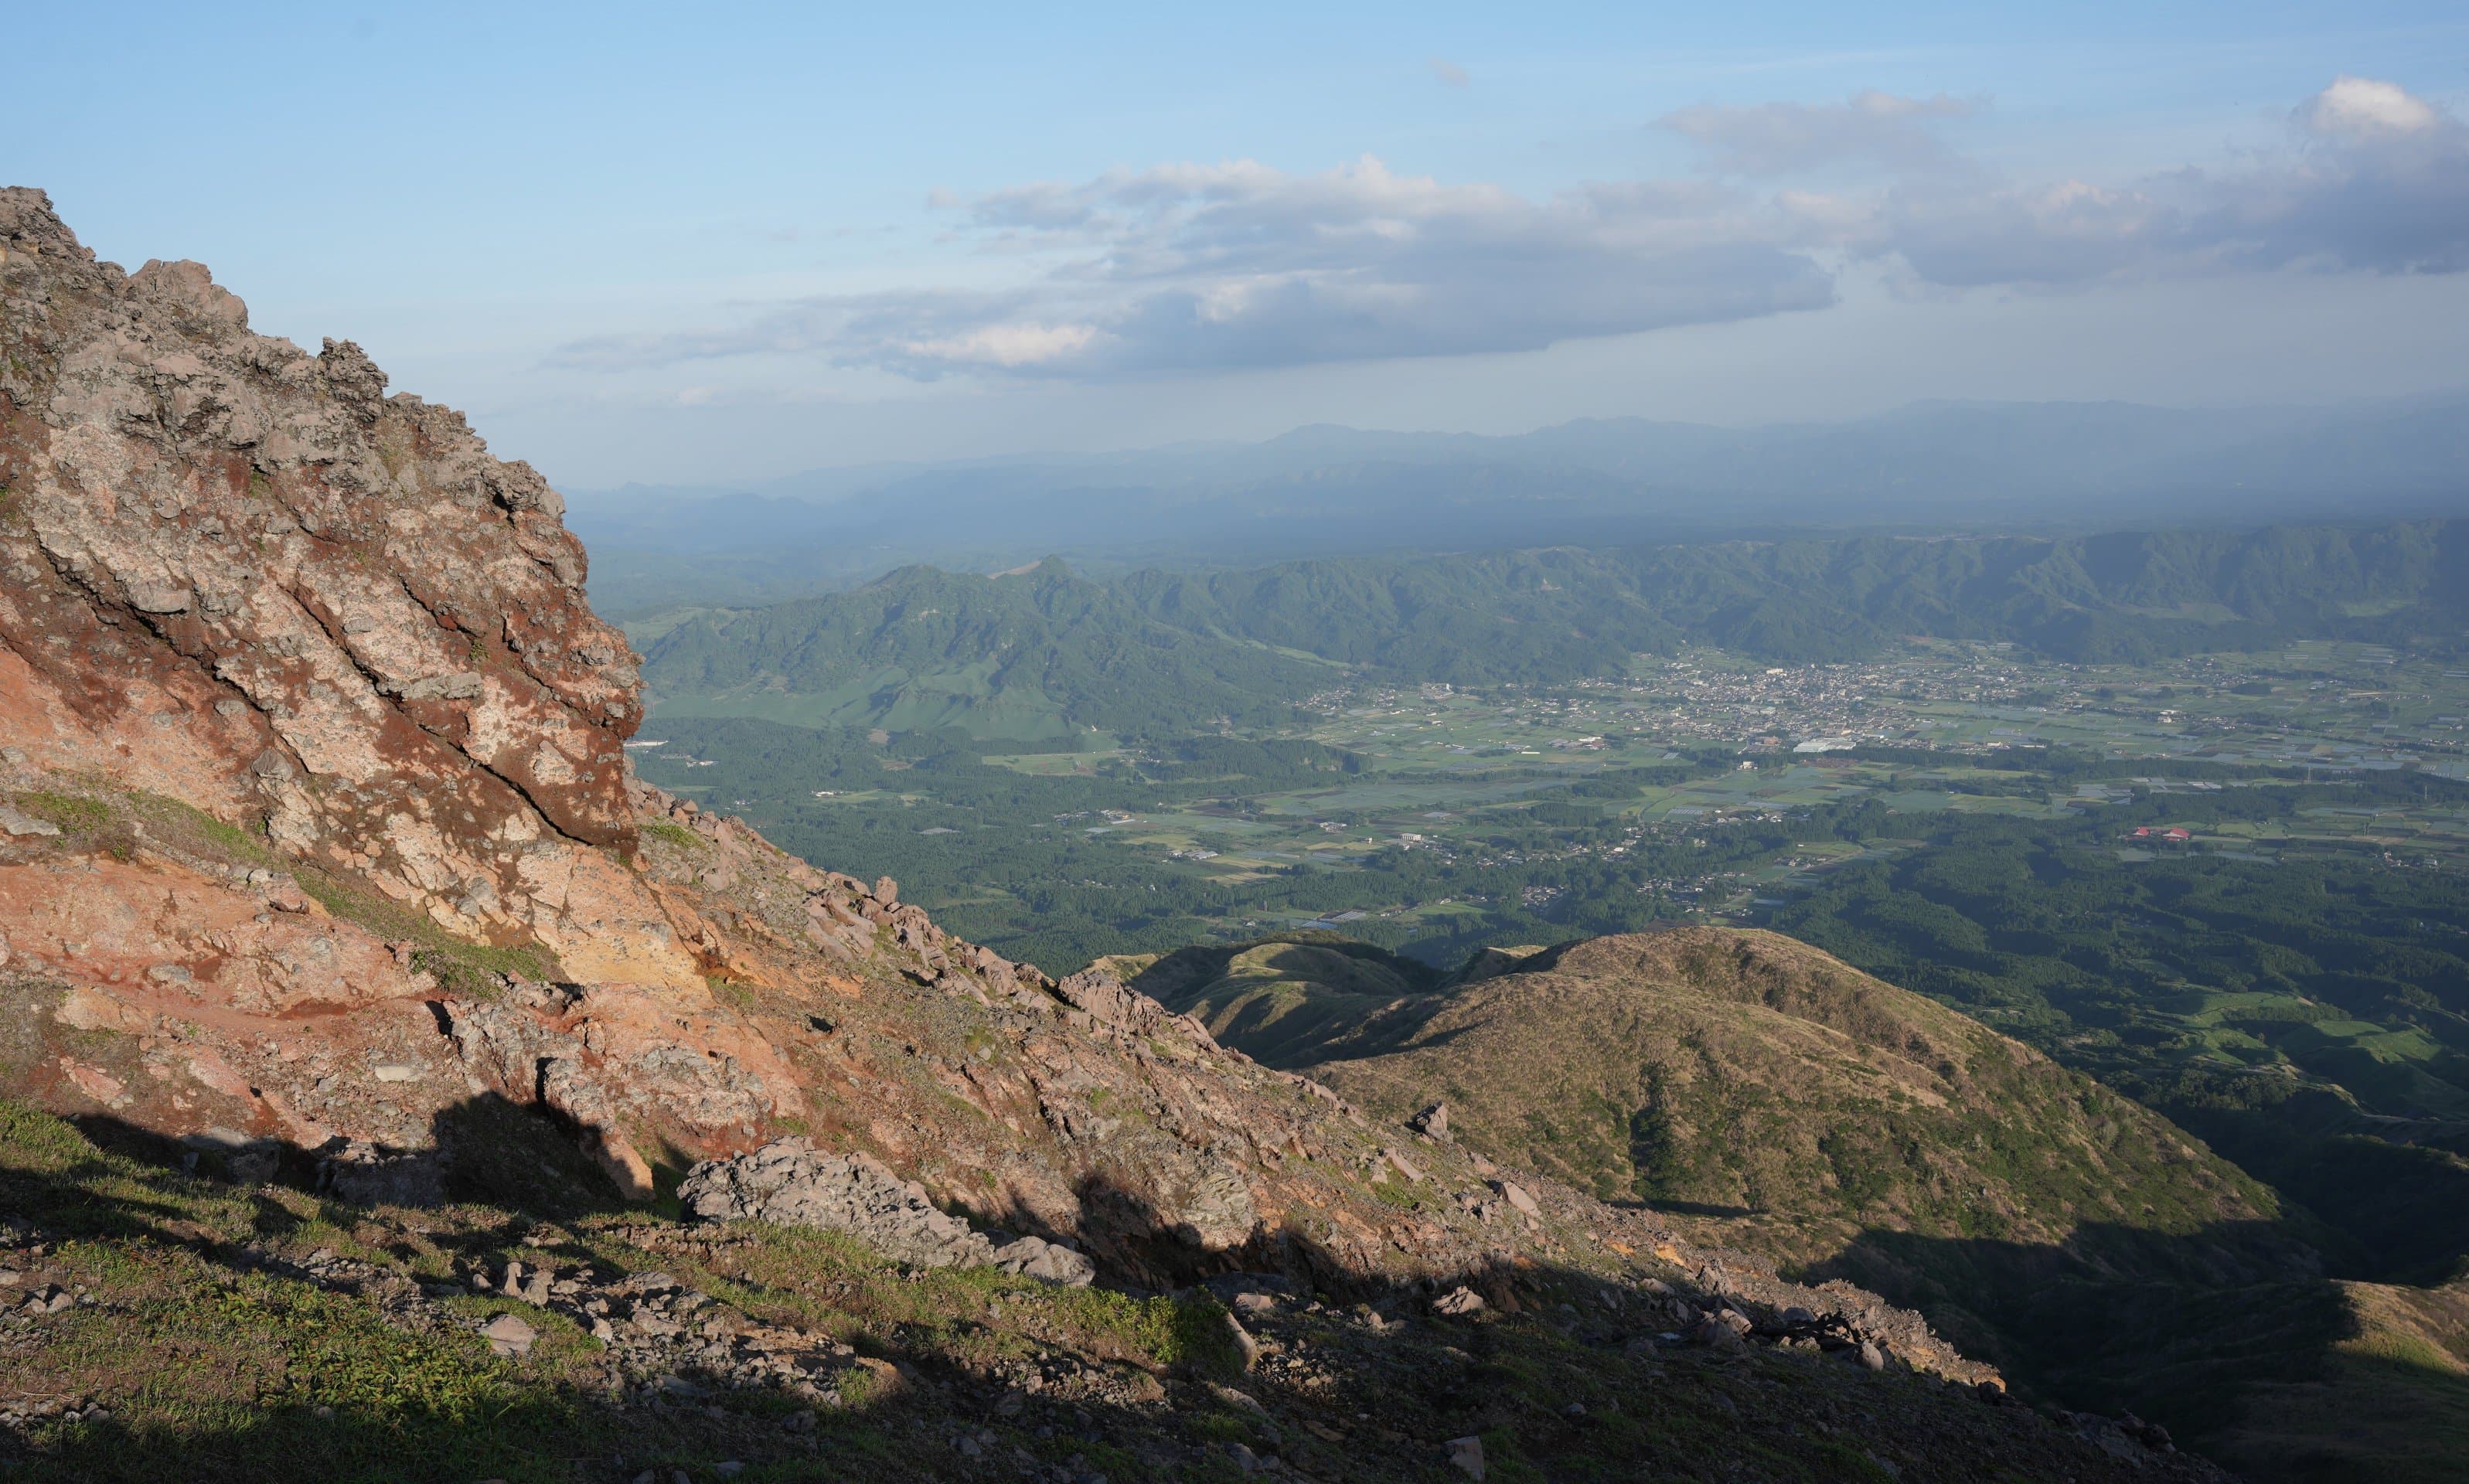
[0,191,2233,1479]
[0,188,683,985]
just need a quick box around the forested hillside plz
[640,559,1334,740]
[642,520,2469,738]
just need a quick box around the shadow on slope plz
[0,1098,2229,1484]
[1118,937,1455,1070]
[1801,1220,2469,1484]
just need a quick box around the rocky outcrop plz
[1053,966,1221,1048]
[0,188,684,980]
[678,1136,1096,1285]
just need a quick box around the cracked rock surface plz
[0,187,685,986]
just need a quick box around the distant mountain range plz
[574,396,2469,616]
[640,519,2469,740]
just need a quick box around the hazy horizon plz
[564,386,2469,500]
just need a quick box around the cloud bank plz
[559,77,2469,381]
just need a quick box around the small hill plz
[1140,927,2456,1472]
[1152,928,2284,1254]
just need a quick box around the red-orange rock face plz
[1,188,640,945]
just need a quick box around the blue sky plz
[18,2,2469,486]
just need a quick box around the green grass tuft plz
[14,791,112,832]
[639,819,702,850]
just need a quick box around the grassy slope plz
[1150,928,2282,1248]
[1094,941,1445,1070]
[1139,926,2469,1481]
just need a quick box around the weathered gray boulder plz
[989,1234,1098,1287]
[678,1138,1092,1285]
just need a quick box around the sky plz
[16,1,2469,488]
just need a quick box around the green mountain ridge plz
[643,559,1332,742]
[642,519,2469,740]
[1132,928,2294,1258]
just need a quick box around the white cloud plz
[901,322,1102,368]
[2305,75,2440,139]
[1429,56,1470,88]
[561,155,1833,379]
[554,79,2469,382]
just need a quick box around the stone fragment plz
[482,1312,536,1359]
[0,807,60,839]
[317,1141,443,1207]
[1432,1285,1486,1317]
[1223,1312,1261,1370]
[1446,1435,1487,1479]
[1408,1101,1449,1141]
[989,1234,1095,1288]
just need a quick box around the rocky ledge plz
[679,1138,1098,1286]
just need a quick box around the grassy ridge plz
[1147,929,2285,1248]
